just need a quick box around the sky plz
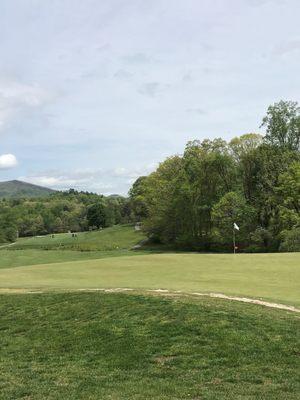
[0,0,299,195]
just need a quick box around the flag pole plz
[233,226,236,254]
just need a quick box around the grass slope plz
[0,225,146,269]
[0,248,140,270]
[0,180,55,198]
[11,225,146,251]
[0,253,299,306]
[0,292,299,400]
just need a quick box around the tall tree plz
[261,100,300,151]
[230,133,263,201]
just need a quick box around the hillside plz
[0,180,56,198]
[10,225,146,252]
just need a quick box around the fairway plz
[0,225,148,269]
[0,252,299,307]
[11,225,146,251]
[0,248,143,270]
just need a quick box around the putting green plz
[0,252,299,307]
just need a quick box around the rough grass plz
[0,292,299,400]
[0,253,299,307]
[10,225,145,251]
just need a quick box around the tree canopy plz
[129,101,300,252]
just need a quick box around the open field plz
[0,252,299,307]
[0,292,299,400]
[10,225,146,251]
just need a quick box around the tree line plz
[0,190,135,243]
[1,100,299,252]
[129,101,300,252]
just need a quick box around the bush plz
[279,228,300,252]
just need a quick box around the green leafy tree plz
[276,161,300,230]
[261,100,300,151]
[279,228,300,252]
[212,192,256,248]
[87,201,107,228]
[129,176,149,222]
[230,133,263,201]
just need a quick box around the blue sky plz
[0,0,299,194]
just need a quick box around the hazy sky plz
[0,0,299,194]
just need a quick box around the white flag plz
[234,222,240,231]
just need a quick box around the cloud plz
[123,53,152,64]
[0,154,18,169]
[111,164,157,179]
[19,170,97,189]
[273,39,300,56]
[114,69,133,80]
[182,73,193,83]
[1,0,299,194]
[138,82,166,98]
[246,0,272,6]
[0,79,51,131]
[186,107,207,115]
[19,164,157,195]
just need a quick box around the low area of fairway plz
[0,252,299,307]
[0,292,299,400]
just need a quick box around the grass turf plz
[0,253,299,307]
[10,225,145,251]
[0,248,143,270]
[0,292,299,400]
[0,224,147,270]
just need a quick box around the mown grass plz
[0,225,147,270]
[0,252,299,307]
[0,248,141,269]
[0,292,299,400]
[10,225,145,251]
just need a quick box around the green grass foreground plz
[0,253,299,306]
[0,292,299,400]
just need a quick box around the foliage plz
[277,162,300,230]
[0,204,18,243]
[212,191,256,246]
[129,101,300,252]
[280,228,300,252]
[128,176,149,221]
[261,100,300,151]
[0,190,134,241]
[87,201,107,228]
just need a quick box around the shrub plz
[279,228,300,252]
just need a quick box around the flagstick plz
[233,227,236,254]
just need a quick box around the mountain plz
[0,180,56,198]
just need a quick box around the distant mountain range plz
[0,180,56,198]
